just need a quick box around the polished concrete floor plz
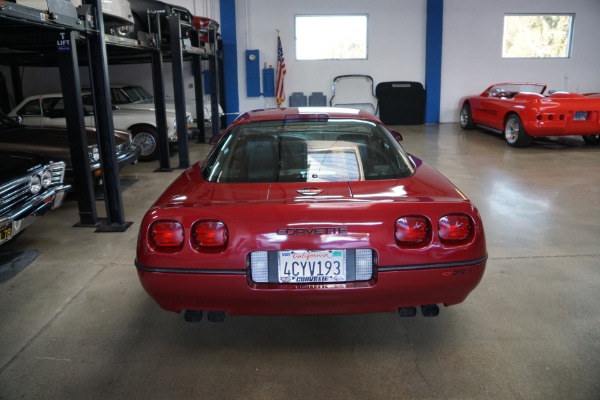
[1,124,599,400]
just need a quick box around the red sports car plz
[460,83,600,147]
[135,107,487,322]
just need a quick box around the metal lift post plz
[169,12,190,169]
[85,0,131,232]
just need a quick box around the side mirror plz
[15,115,23,125]
[391,130,403,142]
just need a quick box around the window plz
[19,100,41,116]
[502,14,574,58]
[295,15,368,60]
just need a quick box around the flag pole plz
[275,30,286,108]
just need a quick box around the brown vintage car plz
[0,151,70,246]
[0,111,140,186]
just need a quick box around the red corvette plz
[135,108,487,322]
[460,83,600,147]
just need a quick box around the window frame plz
[502,13,575,59]
[294,14,369,61]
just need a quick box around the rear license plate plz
[0,223,12,245]
[278,250,346,283]
[574,111,588,121]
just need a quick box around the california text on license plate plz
[574,111,588,121]
[278,250,346,283]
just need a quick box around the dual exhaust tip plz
[399,304,440,318]
[183,304,440,323]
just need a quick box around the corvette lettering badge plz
[296,187,323,196]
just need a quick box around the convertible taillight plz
[395,216,430,245]
[149,221,184,251]
[192,220,228,250]
[438,214,473,243]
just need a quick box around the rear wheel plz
[460,104,475,130]
[131,126,159,161]
[582,134,600,145]
[504,114,531,147]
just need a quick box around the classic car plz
[9,92,191,161]
[13,0,135,37]
[193,15,219,47]
[460,82,600,147]
[135,107,487,322]
[107,84,223,126]
[0,111,139,186]
[0,151,70,246]
[126,0,194,46]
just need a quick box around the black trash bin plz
[376,81,425,125]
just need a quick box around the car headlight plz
[109,24,135,37]
[41,169,53,188]
[88,145,100,162]
[30,175,42,194]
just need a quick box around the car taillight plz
[395,216,430,245]
[149,221,184,251]
[438,214,473,243]
[192,220,228,250]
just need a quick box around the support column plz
[425,0,443,123]
[86,0,131,232]
[56,30,98,227]
[169,12,190,169]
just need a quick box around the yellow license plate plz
[0,223,12,245]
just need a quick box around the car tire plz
[460,103,475,130]
[504,114,531,147]
[131,126,159,161]
[582,134,600,145]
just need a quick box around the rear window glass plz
[202,119,414,183]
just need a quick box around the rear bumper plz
[135,259,487,316]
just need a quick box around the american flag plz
[276,34,286,108]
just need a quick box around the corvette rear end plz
[135,107,487,321]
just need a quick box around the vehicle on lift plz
[107,84,223,127]
[135,107,487,322]
[193,15,219,49]
[126,0,194,46]
[459,82,600,147]
[0,111,139,187]
[0,150,70,246]
[13,0,136,38]
[9,92,191,161]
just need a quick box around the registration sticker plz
[574,111,588,121]
[278,250,346,283]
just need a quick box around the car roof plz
[23,92,92,100]
[231,107,381,126]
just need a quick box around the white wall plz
[3,0,599,124]
[440,0,600,123]
[234,0,427,113]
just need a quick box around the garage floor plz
[1,124,599,400]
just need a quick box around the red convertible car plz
[460,83,600,147]
[136,107,487,322]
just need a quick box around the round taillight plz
[192,220,228,250]
[149,221,184,251]
[395,216,430,245]
[438,214,473,242]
